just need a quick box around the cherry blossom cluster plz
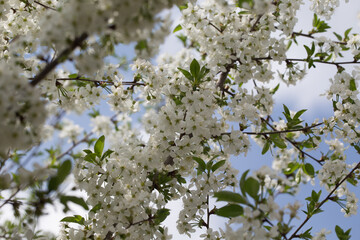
[1,0,360,239]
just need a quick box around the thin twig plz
[30,33,88,87]
[55,113,119,160]
[254,57,359,66]
[34,1,57,11]
[289,161,360,239]
[243,122,323,135]
[208,22,223,33]
[0,188,20,209]
[261,118,323,165]
[55,77,146,86]
[55,132,93,160]
[292,31,347,45]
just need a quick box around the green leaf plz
[68,73,78,78]
[270,84,280,94]
[178,3,188,10]
[270,134,287,149]
[94,135,105,157]
[190,59,200,81]
[303,163,315,177]
[199,66,210,80]
[173,24,182,33]
[335,225,351,240]
[312,13,318,28]
[245,177,260,200]
[284,162,300,175]
[211,160,226,172]
[349,78,357,91]
[178,68,193,81]
[101,149,114,161]
[299,227,313,240]
[154,208,170,225]
[283,104,291,121]
[84,153,97,164]
[60,215,85,225]
[311,190,321,202]
[303,138,315,149]
[304,45,312,57]
[83,149,92,154]
[261,141,271,155]
[214,191,247,204]
[334,32,343,41]
[48,160,72,192]
[240,170,249,196]
[215,204,243,218]
[293,109,307,120]
[193,157,206,174]
[90,203,101,213]
[344,28,352,40]
[135,39,148,51]
[60,195,89,211]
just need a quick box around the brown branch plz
[261,118,323,165]
[55,113,118,160]
[55,77,146,86]
[208,22,223,33]
[55,132,93,160]
[126,216,154,229]
[34,1,57,11]
[0,188,20,209]
[250,15,263,32]
[254,57,359,66]
[292,31,347,45]
[242,122,323,135]
[30,33,88,87]
[289,161,360,239]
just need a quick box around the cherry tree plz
[0,0,359,239]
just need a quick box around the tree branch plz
[288,161,360,239]
[261,118,323,165]
[242,122,323,135]
[291,31,347,45]
[254,56,359,66]
[55,77,146,86]
[34,1,57,11]
[30,33,88,87]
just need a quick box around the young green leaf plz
[211,160,226,172]
[303,163,315,177]
[240,170,250,196]
[261,141,271,155]
[270,134,287,149]
[245,177,260,200]
[193,156,206,174]
[178,68,193,81]
[173,24,183,33]
[90,203,102,213]
[293,109,307,120]
[60,215,85,225]
[68,73,78,78]
[94,135,105,157]
[154,208,170,225]
[190,59,200,80]
[101,149,114,161]
[60,195,89,211]
[335,225,351,240]
[48,160,72,192]
[349,78,357,91]
[84,153,97,165]
[215,204,244,218]
[214,191,247,204]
